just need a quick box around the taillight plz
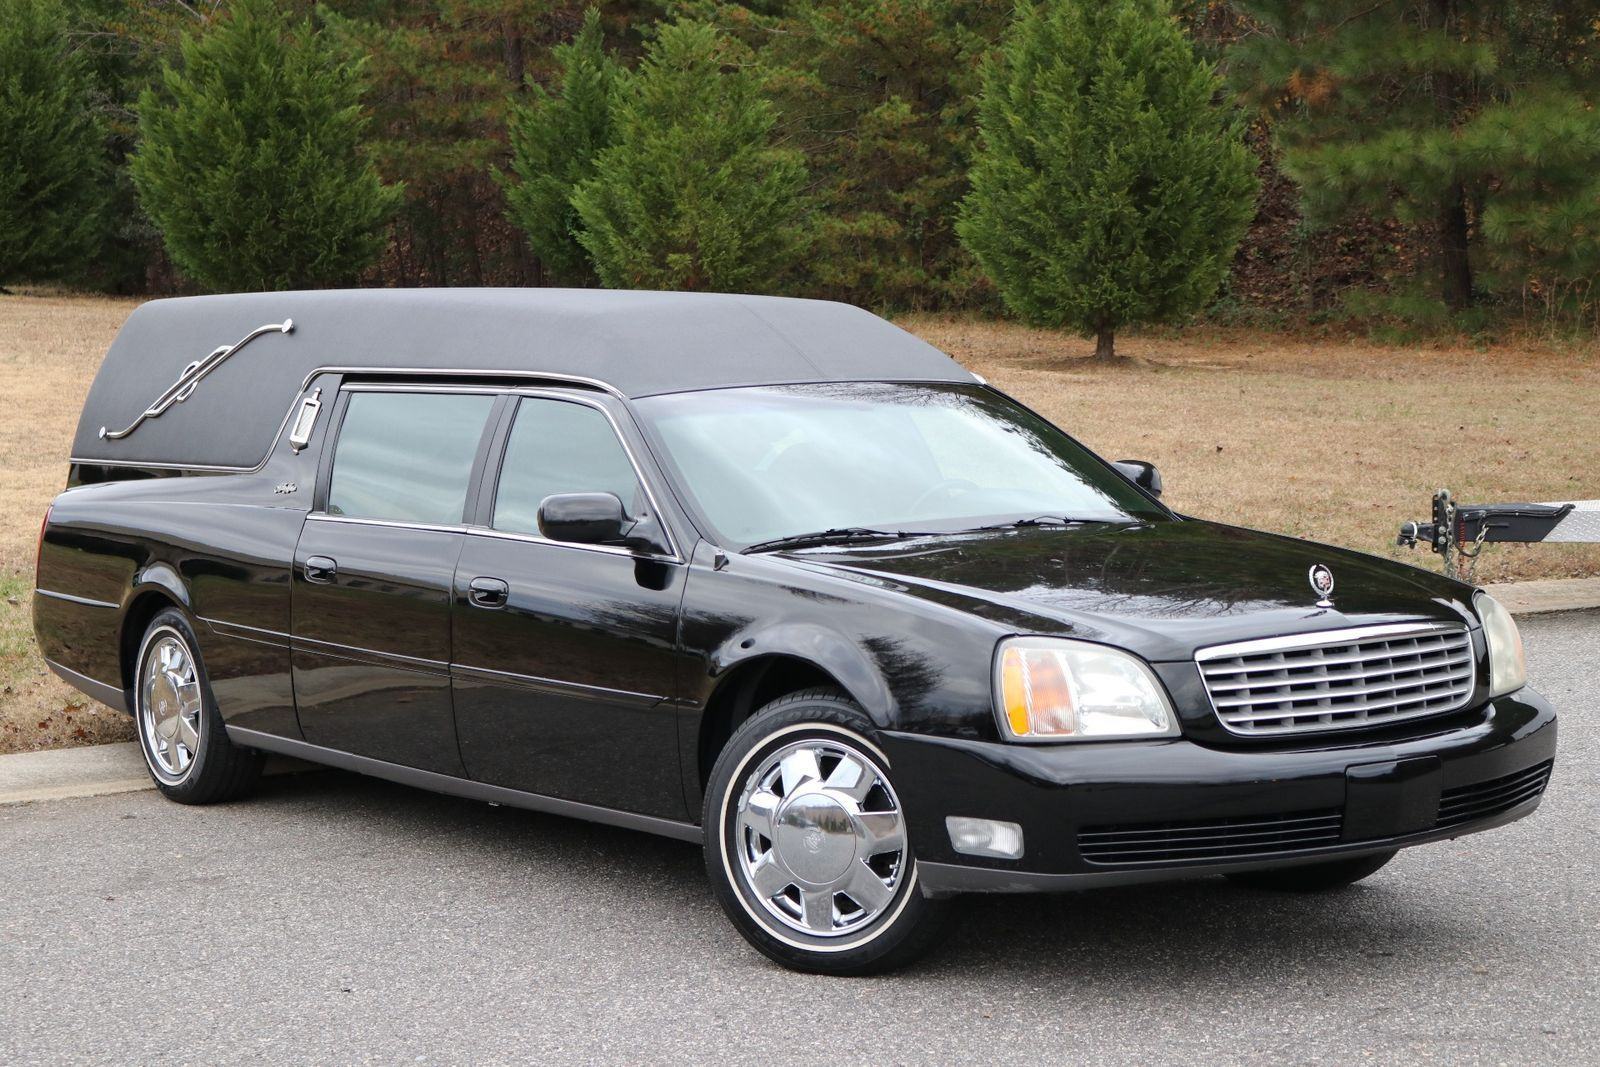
[36,504,51,578]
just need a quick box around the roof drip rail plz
[98,319,295,441]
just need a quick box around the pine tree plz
[714,0,1011,308]
[571,20,807,292]
[130,0,402,292]
[958,0,1257,360]
[321,0,576,288]
[67,0,197,292]
[0,0,107,287]
[501,8,621,286]
[1231,1,1600,312]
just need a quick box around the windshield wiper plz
[962,516,1095,533]
[742,527,921,554]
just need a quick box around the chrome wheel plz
[139,628,202,784]
[733,737,907,940]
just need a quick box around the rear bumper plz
[881,689,1557,896]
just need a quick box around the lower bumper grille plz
[1078,810,1344,867]
[1438,760,1553,828]
[1077,761,1553,868]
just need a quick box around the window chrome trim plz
[1193,621,1469,662]
[70,367,625,473]
[304,366,623,397]
[307,388,685,564]
[319,387,500,532]
[305,513,682,565]
[338,383,506,395]
[627,376,979,400]
[465,525,681,564]
[305,513,467,535]
[484,389,685,563]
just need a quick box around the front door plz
[452,394,687,818]
[291,386,500,775]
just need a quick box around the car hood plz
[778,519,1478,662]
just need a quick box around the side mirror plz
[537,491,669,555]
[1113,459,1163,498]
[538,492,630,546]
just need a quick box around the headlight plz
[994,636,1178,741]
[1475,592,1526,697]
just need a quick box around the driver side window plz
[492,397,644,537]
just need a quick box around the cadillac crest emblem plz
[1309,564,1335,607]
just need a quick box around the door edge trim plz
[226,726,703,843]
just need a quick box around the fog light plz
[945,816,1024,860]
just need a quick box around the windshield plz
[634,383,1167,549]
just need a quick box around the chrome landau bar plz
[98,319,294,441]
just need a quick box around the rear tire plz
[133,608,262,804]
[1224,850,1397,892]
[703,688,953,975]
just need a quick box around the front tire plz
[133,608,263,804]
[1224,850,1397,892]
[703,688,952,975]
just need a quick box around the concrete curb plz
[0,741,310,807]
[1483,577,1600,616]
[3,578,1595,806]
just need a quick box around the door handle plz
[303,555,337,584]
[468,576,509,609]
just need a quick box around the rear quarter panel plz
[35,396,327,734]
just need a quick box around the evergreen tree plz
[0,0,107,287]
[1231,1,1600,312]
[321,0,567,288]
[958,0,1257,360]
[501,8,621,286]
[68,0,197,292]
[709,0,1011,308]
[571,20,807,292]
[130,0,402,291]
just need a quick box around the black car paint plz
[35,374,1556,893]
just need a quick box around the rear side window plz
[327,391,495,524]
[493,397,643,536]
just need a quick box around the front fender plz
[708,621,896,726]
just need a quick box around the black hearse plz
[36,289,1556,974]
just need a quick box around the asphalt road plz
[3,612,1596,1066]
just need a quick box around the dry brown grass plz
[1,293,1595,753]
[907,315,1600,585]
[1,291,140,753]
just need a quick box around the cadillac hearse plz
[35,289,1556,973]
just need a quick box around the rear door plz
[291,385,501,774]
[451,392,688,818]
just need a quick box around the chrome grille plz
[1196,623,1475,737]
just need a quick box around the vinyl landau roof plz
[71,288,975,470]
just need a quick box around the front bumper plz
[881,689,1557,897]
